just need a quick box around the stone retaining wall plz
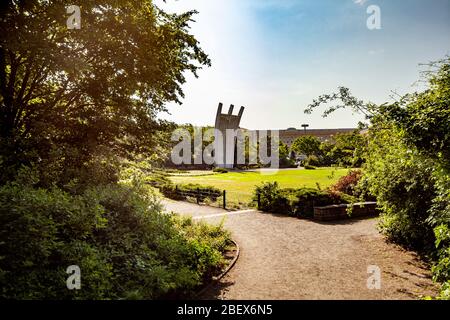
[314,202,379,221]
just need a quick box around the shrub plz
[0,183,112,299]
[361,123,449,298]
[173,217,231,279]
[159,183,185,201]
[430,224,450,300]
[289,188,345,217]
[432,225,450,282]
[253,182,347,217]
[304,165,316,170]
[363,126,437,252]
[253,182,291,213]
[145,173,172,188]
[213,167,228,174]
[160,183,222,203]
[0,178,230,299]
[304,155,321,167]
[330,169,363,196]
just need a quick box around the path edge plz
[195,238,240,298]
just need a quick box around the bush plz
[253,182,348,217]
[145,173,172,188]
[213,167,228,174]
[330,169,363,196]
[362,123,449,298]
[160,183,222,203]
[289,188,345,217]
[363,126,437,252]
[304,165,316,170]
[253,182,291,213]
[0,177,230,299]
[432,225,450,282]
[159,183,185,201]
[0,182,112,299]
[430,225,450,300]
[304,155,321,167]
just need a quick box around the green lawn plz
[169,168,349,208]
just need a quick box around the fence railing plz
[172,185,227,209]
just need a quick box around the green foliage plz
[328,132,366,167]
[279,142,296,168]
[253,182,291,213]
[0,0,229,300]
[0,177,230,299]
[303,155,321,167]
[291,135,322,157]
[292,132,366,168]
[330,169,363,196]
[377,62,450,298]
[364,123,437,250]
[0,180,111,299]
[288,187,345,217]
[383,58,450,164]
[160,183,222,203]
[147,174,172,188]
[317,142,336,166]
[0,0,208,186]
[173,217,231,279]
[306,57,450,298]
[305,86,377,120]
[253,182,347,217]
[166,124,216,169]
[435,281,450,300]
[432,225,450,282]
[432,224,450,300]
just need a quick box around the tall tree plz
[0,0,210,184]
[291,135,321,157]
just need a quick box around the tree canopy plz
[0,0,210,184]
[291,135,321,157]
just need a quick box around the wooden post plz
[196,188,200,204]
[223,190,226,209]
[257,192,261,210]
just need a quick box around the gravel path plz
[162,199,439,300]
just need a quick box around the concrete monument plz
[214,103,244,169]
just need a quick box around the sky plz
[155,0,450,130]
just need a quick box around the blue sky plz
[156,0,450,129]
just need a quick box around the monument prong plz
[215,102,223,128]
[238,106,244,122]
[214,102,245,169]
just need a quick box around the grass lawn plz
[169,168,350,208]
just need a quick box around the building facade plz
[276,127,357,147]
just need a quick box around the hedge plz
[253,182,351,217]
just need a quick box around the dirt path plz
[162,199,439,300]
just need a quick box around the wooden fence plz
[172,186,228,209]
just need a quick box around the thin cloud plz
[354,0,368,5]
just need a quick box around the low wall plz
[314,202,379,221]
